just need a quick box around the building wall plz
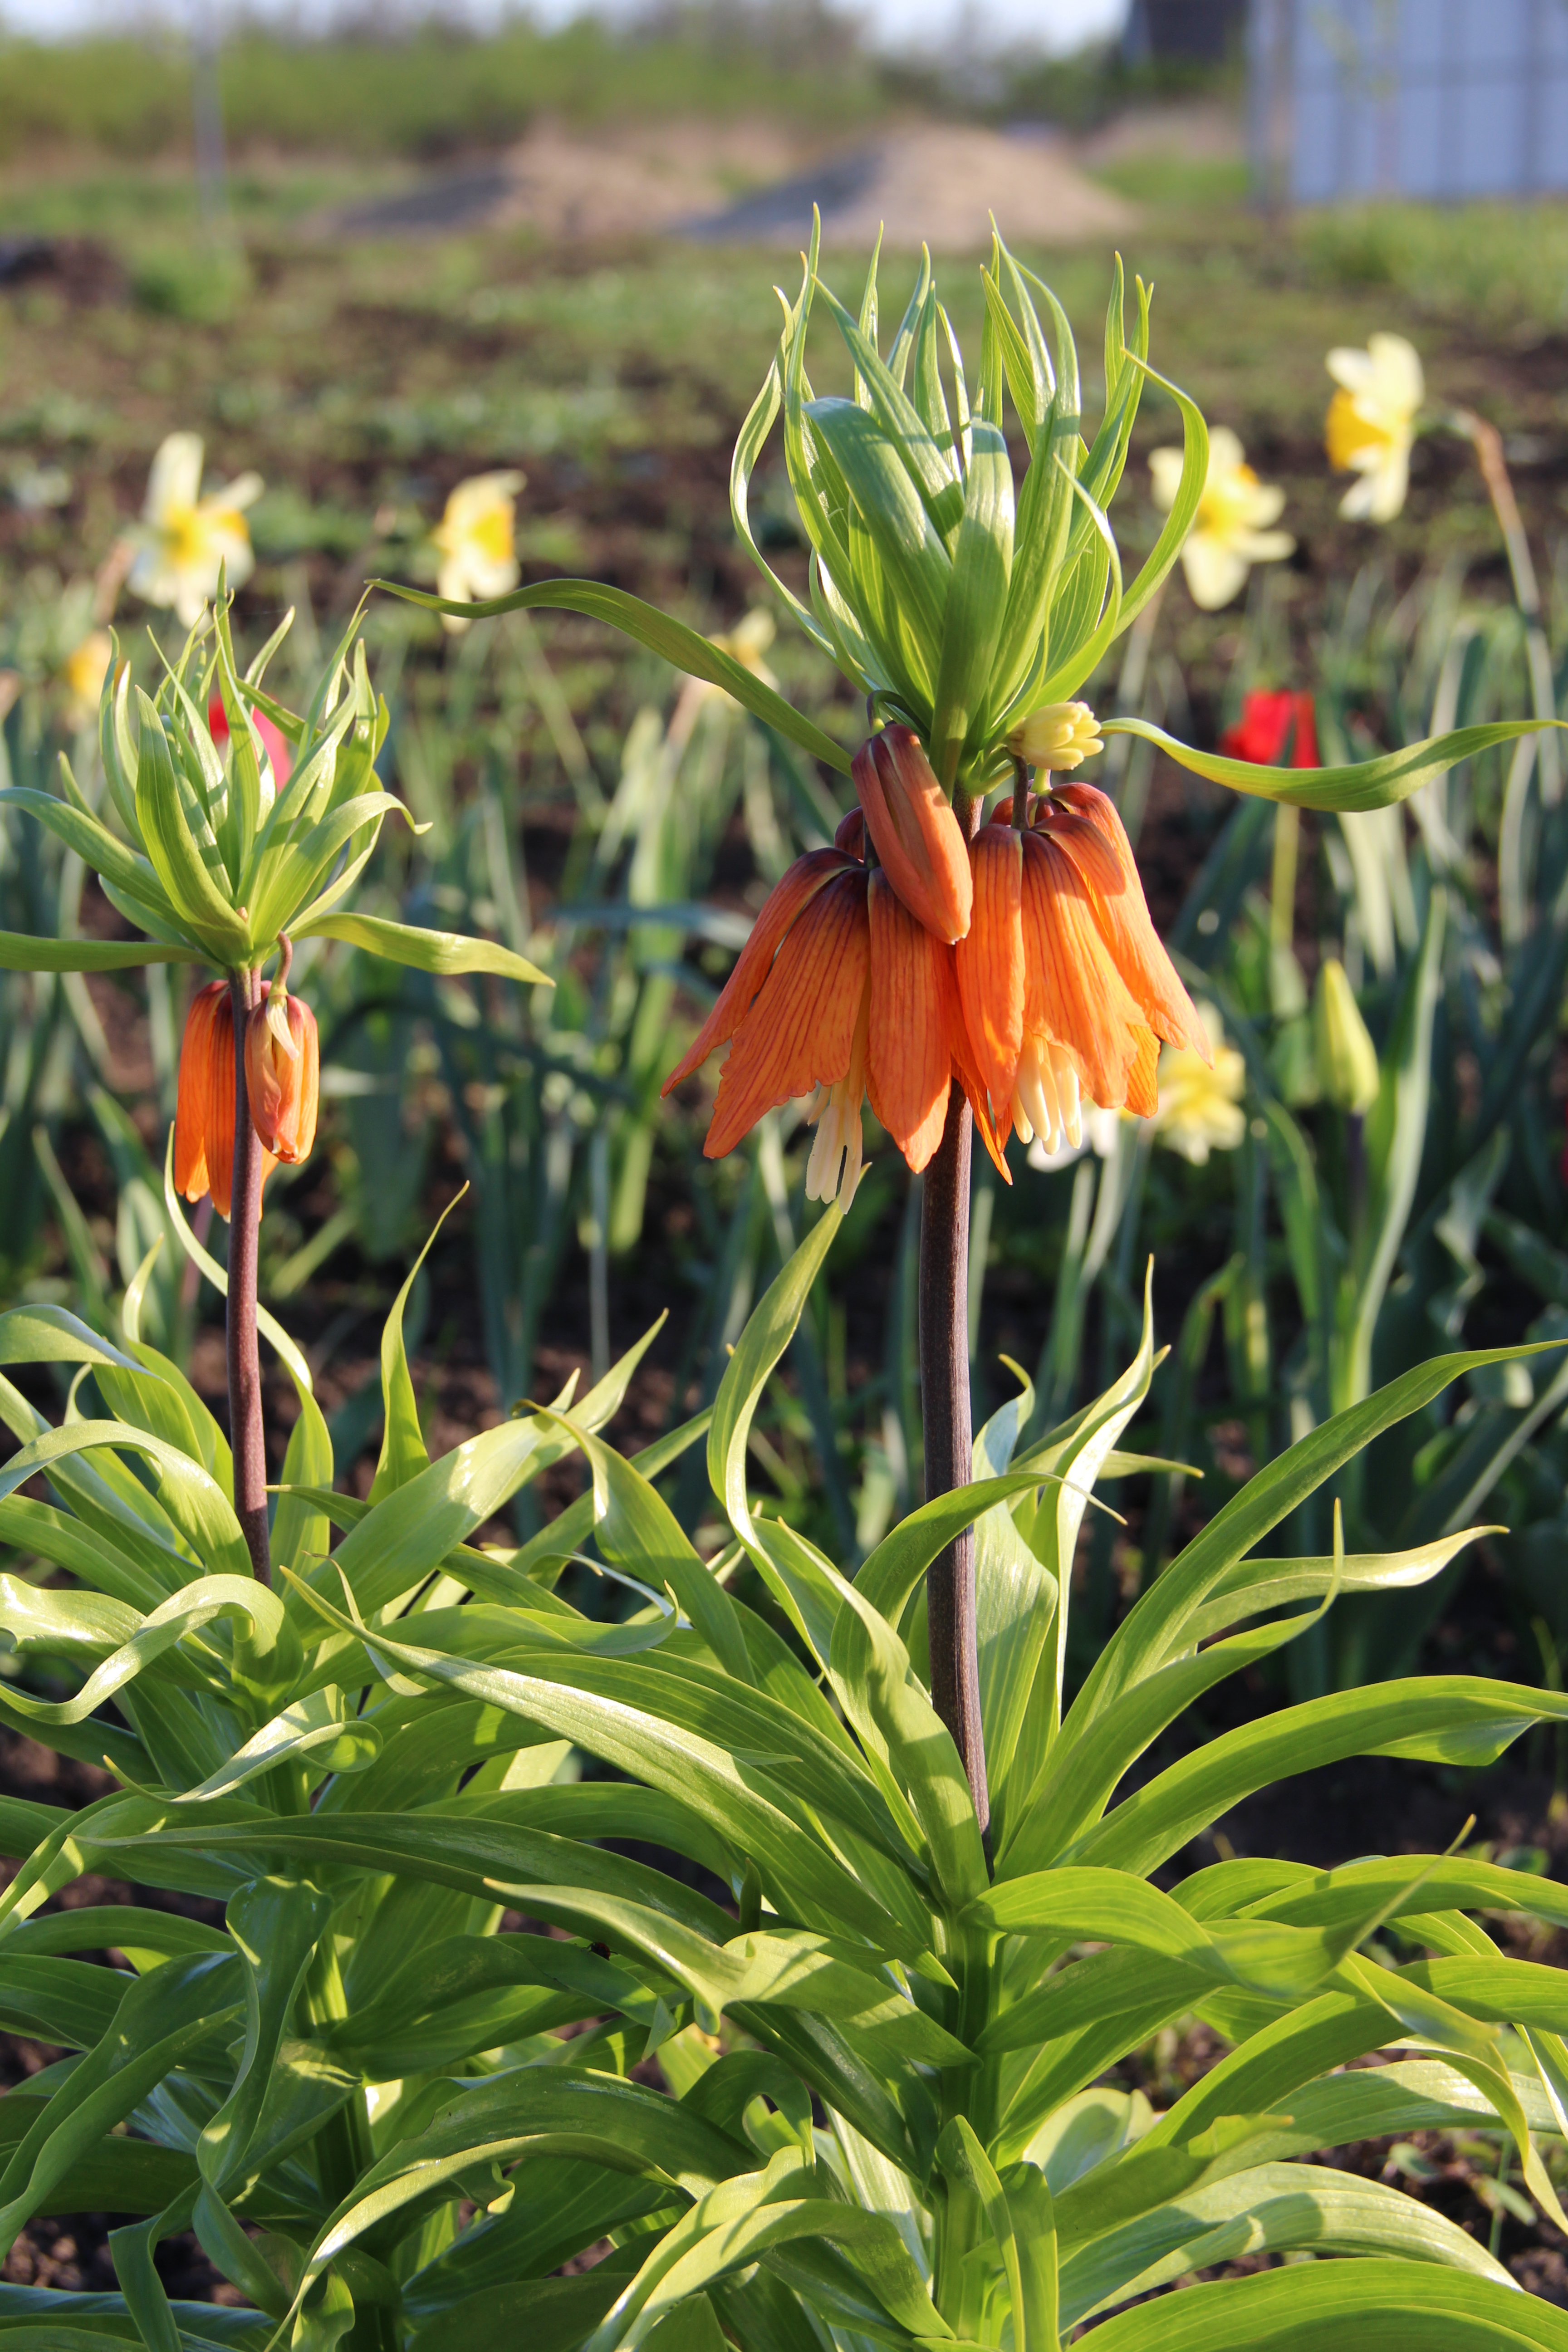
[1126,0,1250,61]
[1250,0,1568,203]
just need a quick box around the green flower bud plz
[1313,957,1379,1113]
[1008,701,1104,773]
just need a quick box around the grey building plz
[1251,0,1568,204]
[1125,0,1249,60]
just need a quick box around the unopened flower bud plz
[1313,957,1379,1113]
[245,985,319,1164]
[852,725,972,944]
[1009,701,1103,772]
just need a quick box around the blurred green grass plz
[0,23,884,162]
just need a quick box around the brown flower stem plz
[227,967,270,1583]
[920,1086,988,1834]
[921,770,990,1836]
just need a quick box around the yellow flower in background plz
[1325,333,1424,523]
[709,606,779,691]
[1151,426,1294,612]
[59,630,113,730]
[127,432,261,627]
[432,470,524,632]
[1151,1007,1247,1165]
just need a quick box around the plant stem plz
[920,1082,989,1834]
[227,967,270,1583]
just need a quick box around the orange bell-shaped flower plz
[173,978,277,1220]
[245,985,319,1166]
[956,782,1209,1154]
[662,811,1004,1205]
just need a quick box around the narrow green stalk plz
[226,966,270,1583]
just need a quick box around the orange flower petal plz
[246,995,320,1165]
[955,823,1024,1116]
[946,985,1012,1183]
[866,872,956,1173]
[853,726,973,945]
[1126,1024,1160,1117]
[663,847,858,1096]
[1020,830,1150,1112]
[1044,784,1210,1062]
[705,872,869,1159]
[173,979,225,1202]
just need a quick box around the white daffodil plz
[1151,1007,1247,1166]
[127,433,261,627]
[1325,333,1424,523]
[432,471,524,632]
[1151,426,1294,612]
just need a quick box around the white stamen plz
[805,1074,865,1208]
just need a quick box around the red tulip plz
[1220,688,1319,769]
[207,691,293,786]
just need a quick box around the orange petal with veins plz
[866,872,957,1172]
[1044,784,1210,1062]
[1021,830,1149,1112]
[705,871,869,1159]
[663,846,858,1095]
[955,823,1024,1116]
[174,980,226,1203]
[854,726,973,945]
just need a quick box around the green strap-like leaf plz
[0,932,201,971]
[369,577,854,775]
[290,908,550,985]
[1103,714,1567,813]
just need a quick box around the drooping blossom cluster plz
[664,717,1208,1205]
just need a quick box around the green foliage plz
[2,1222,1568,2341]
[0,22,881,166]
[0,599,551,983]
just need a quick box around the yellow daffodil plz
[432,470,524,632]
[127,432,261,628]
[1009,701,1103,772]
[59,630,113,730]
[1151,1007,1247,1165]
[1325,333,1423,523]
[1151,426,1294,612]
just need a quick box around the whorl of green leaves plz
[0,597,549,985]
[377,225,1561,822]
[730,220,1203,797]
[2,1211,1568,2345]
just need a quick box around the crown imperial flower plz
[1151,426,1293,612]
[1326,333,1424,523]
[173,980,276,1220]
[127,433,261,628]
[245,982,320,1166]
[956,783,1209,1156]
[661,821,1002,1207]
